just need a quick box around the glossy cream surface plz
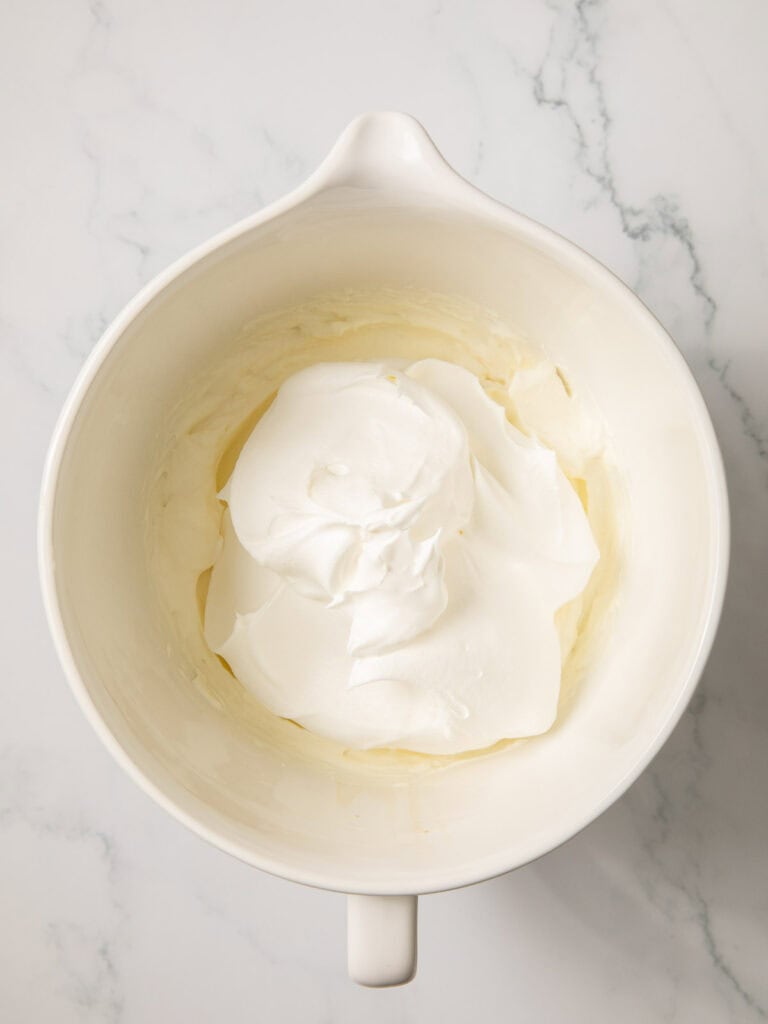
[205,358,600,753]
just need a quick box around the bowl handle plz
[305,111,476,200]
[347,893,418,987]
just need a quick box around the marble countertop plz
[3,1,767,1020]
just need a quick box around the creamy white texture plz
[204,358,600,754]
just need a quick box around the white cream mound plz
[204,358,599,755]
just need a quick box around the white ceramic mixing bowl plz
[39,112,728,986]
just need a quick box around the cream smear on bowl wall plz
[147,289,624,768]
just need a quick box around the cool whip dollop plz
[204,359,599,754]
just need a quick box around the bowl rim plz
[37,113,730,896]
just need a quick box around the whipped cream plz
[204,358,599,754]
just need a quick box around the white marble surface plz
[2,0,767,1019]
